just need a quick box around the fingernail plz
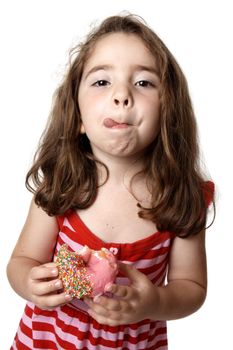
[104,282,113,292]
[93,296,101,303]
[55,280,62,288]
[51,268,58,275]
[65,294,73,301]
[84,298,92,306]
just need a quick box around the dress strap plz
[203,181,215,207]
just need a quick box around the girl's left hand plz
[84,262,159,326]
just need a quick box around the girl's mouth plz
[103,118,130,129]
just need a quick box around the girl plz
[7,14,215,350]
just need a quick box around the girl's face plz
[78,33,160,161]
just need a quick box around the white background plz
[0,0,232,349]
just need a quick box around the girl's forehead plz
[92,32,149,54]
[83,33,157,71]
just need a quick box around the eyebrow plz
[83,65,113,80]
[134,64,159,76]
[83,64,160,80]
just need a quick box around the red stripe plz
[55,234,71,255]
[139,259,168,275]
[25,304,34,318]
[34,332,76,349]
[56,215,65,229]
[34,339,60,349]
[148,324,167,341]
[154,339,168,348]
[202,180,215,207]
[20,319,32,339]
[123,247,170,262]
[60,304,154,332]
[146,339,168,350]
[14,334,31,350]
[34,306,56,318]
[57,224,171,260]
[32,311,166,348]
[152,268,167,284]
[33,321,55,333]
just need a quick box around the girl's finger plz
[30,264,58,280]
[87,301,109,316]
[87,308,121,327]
[105,283,132,299]
[32,279,63,296]
[37,292,73,310]
[93,295,122,312]
[118,262,143,284]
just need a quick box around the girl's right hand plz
[28,262,73,310]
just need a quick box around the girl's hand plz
[27,262,73,310]
[84,262,159,326]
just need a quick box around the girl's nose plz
[114,97,129,107]
[112,85,133,108]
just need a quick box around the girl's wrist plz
[144,285,163,321]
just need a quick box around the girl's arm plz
[154,229,207,320]
[7,199,72,308]
[84,230,207,325]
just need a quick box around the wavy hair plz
[26,14,214,237]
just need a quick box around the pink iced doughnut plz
[55,244,118,299]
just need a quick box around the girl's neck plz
[95,152,153,207]
[96,153,145,186]
[95,154,152,208]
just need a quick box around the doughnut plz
[55,244,118,299]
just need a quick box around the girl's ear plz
[80,123,86,134]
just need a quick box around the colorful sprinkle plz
[55,244,93,299]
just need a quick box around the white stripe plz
[33,315,157,350]
[21,309,33,329]
[156,270,167,286]
[63,217,76,231]
[147,261,167,281]
[148,336,168,350]
[114,260,167,285]
[31,308,167,347]
[11,340,17,350]
[130,252,168,269]
[69,298,90,313]
[147,322,167,348]
[58,231,84,251]
[34,309,153,340]
[16,325,33,349]
[151,238,171,250]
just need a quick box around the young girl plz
[7,14,215,350]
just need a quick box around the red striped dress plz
[11,181,214,350]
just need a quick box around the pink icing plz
[79,246,118,297]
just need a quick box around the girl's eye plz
[135,80,154,87]
[92,80,110,87]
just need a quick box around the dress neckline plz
[67,210,173,253]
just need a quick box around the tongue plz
[103,118,119,128]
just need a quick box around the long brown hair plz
[26,14,214,237]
